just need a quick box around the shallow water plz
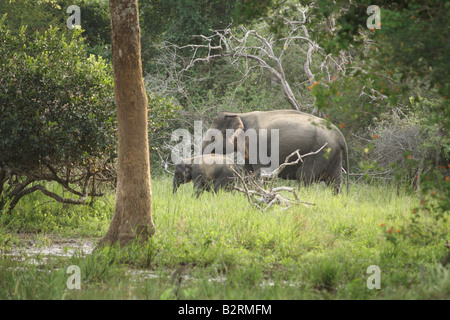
[1,235,303,291]
[2,236,95,264]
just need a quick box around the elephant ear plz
[225,115,248,158]
[225,114,244,131]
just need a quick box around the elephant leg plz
[296,159,322,188]
[324,152,343,194]
[213,180,222,194]
[213,176,228,193]
[194,189,203,198]
[326,178,341,195]
[193,177,205,197]
[194,184,207,197]
[325,165,342,195]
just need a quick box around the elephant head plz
[202,112,248,158]
[173,161,192,194]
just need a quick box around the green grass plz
[0,177,449,299]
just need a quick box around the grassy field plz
[0,176,449,300]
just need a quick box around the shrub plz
[352,97,449,188]
[0,17,116,213]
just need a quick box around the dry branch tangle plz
[232,144,327,211]
[147,3,384,118]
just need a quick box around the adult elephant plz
[202,110,349,195]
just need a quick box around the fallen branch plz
[265,143,328,190]
[232,166,260,209]
[232,144,327,211]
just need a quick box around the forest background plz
[0,0,448,300]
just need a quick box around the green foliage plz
[376,1,450,99]
[232,0,280,25]
[0,0,64,36]
[139,0,236,50]
[74,0,110,47]
[0,20,115,169]
[0,182,114,237]
[296,1,450,237]
[181,59,286,113]
[0,0,111,48]
[145,93,182,173]
[314,0,449,105]
[354,96,450,243]
[147,93,181,137]
[0,17,116,211]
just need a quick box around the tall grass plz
[0,177,448,299]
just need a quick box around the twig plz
[157,150,174,176]
[267,143,328,189]
[231,145,328,211]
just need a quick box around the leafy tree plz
[311,0,449,240]
[139,0,236,46]
[0,0,112,56]
[310,0,448,118]
[139,0,238,71]
[74,0,111,47]
[0,17,116,213]
[0,0,64,35]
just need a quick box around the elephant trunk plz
[173,177,180,194]
[201,139,209,155]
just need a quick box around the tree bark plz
[99,0,155,247]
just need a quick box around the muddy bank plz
[1,234,96,263]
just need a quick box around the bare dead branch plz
[156,149,174,176]
[265,143,328,190]
[231,166,261,209]
[231,144,328,211]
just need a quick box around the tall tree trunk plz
[99,0,155,247]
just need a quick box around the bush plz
[0,17,116,213]
[351,96,449,187]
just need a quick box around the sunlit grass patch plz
[0,176,448,299]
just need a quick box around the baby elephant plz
[173,154,237,196]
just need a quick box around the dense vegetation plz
[0,17,116,214]
[0,0,448,300]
